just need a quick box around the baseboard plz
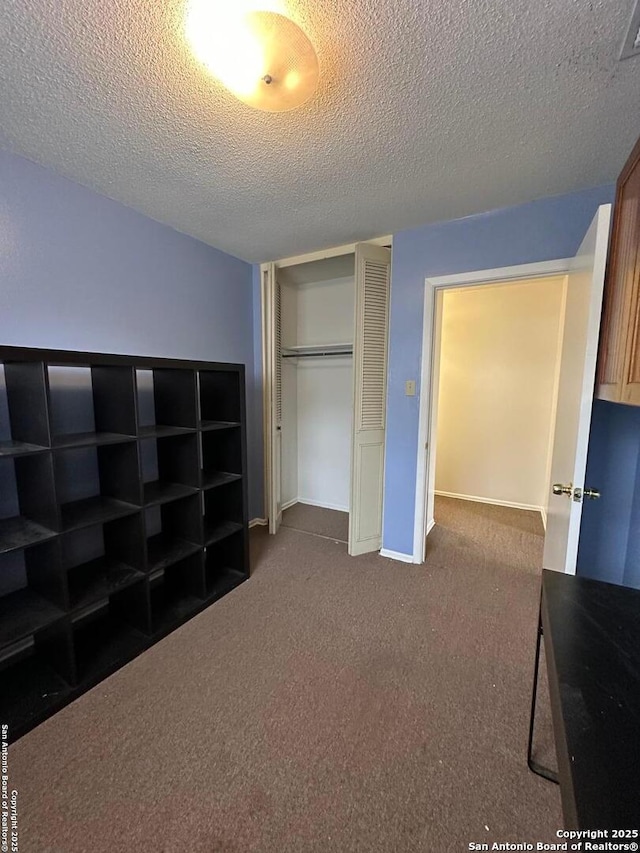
[541,507,547,531]
[249,517,268,528]
[426,518,436,535]
[297,497,349,513]
[435,490,544,514]
[379,548,415,564]
[281,498,298,511]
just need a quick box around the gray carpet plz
[281,502,349,542]
[9,497,560,851]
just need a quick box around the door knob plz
[552,483,572,496]
[572,487,601,503]
[553,484,601,502]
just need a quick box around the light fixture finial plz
[186,6,319,112]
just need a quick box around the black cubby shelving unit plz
[0,347,249,741]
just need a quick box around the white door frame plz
[260,236,393,530]
[261,264,275,530]
[412,257,573,564]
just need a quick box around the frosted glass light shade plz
[187,8,319,112]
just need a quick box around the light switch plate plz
[405,380,416,396]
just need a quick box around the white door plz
[349,243,391,556]
[543,204,612,573]
[265,264,283,534]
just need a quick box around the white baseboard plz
[249,517,268,528]
[297,497,349,513]
[426,518,436,535]
[379,548,415,564]
[435,490,544,515]
[281,498,298,511]
[541,507,547,530]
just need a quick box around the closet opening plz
[262,240,392,556]
[279,254,355,542]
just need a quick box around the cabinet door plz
[596,138,640,403]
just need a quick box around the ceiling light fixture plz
[186,3,319,112]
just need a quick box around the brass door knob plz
[553,483,573,496]
[583,487,601,500]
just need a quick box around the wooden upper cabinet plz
[596,134,640,404]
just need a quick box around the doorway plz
[433,276,567,530]
[413,205,611,570]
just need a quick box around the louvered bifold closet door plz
[274,280,283,428]
[267,264,283,533]
[349,244,391,556]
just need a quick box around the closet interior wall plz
[279,255,355,514]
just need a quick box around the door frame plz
[413,257,573,564]
[261,263,275,531]
[260,235,392,530]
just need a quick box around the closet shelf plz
[282,343,353,359]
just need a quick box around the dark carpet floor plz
[281,502,349,542]
[9,498,560,852]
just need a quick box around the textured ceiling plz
[0,0,639,263]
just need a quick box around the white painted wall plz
[297,278,355,346]
[297,276,354,510]
[297,357,353,510]
[435,277,565,512]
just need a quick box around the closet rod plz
[282,351,353,359]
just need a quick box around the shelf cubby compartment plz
[203,479,244,546]
[0,623,74,736]
[139,433,200,506]
[0,361,51,455]
[200,428,243,490]
[204,531,247,600]
[63,515,146,612]
[198,370,242,429]
[71,581,149,685]
[0,455,59,553]
[145,495,202,572]
[136,368,198,433]
[149,553,205,637]
[0,541,66,649]
[47,364,137,447]
[55,442,141,531]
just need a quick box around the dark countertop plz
[542,569,640,829]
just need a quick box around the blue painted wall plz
[383,184,616,556]
[0,149,263,519]
[577,401,640,588]
[251,264,264,519]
